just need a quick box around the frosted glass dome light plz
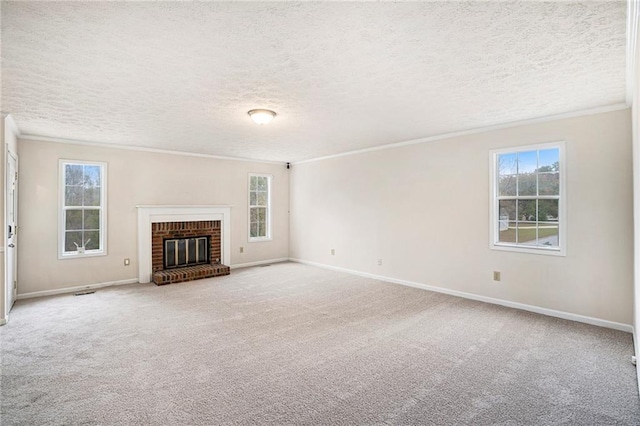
[248,109,276,125]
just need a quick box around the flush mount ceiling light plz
[248,109,276,125]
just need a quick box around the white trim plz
[629,0,640,396]
[0,317,6,326]
[20,134,284,165]
[16,278,139,300]
[289,258,633,333]
[627,0,639,105]
[58,160,108,259]
[136,205,232,284]
[248,173,273,242]
[4,115,20,140]
[293,104,628,165]
[489,141,567,256]
[230,258,289,269]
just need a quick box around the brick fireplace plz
[136,205,232,285]
[151,221,229,285]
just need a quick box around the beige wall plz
[290,109,633,325]
[18,140,289,294]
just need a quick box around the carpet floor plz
[1,262,638,425]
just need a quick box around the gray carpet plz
[1,262,638,425]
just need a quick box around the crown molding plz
[627,0,639,105]
[12,102,631,167]
[293,103,629,165]
[19,134,285,165]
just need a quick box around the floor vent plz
[74,291,96,296]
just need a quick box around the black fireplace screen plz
[164,236,210,269]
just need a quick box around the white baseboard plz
[0,316,6,326]
[289,258,633,333]
[230,258,289,269]
[16,278,139,300]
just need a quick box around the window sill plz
[490,243,565,257]
[248,237,272,243]
[58,250,107,260]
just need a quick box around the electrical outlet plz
[331,248,335,255]
[377,259,383,266]
[124,258,130,266]
[493,271,501,281]
[240,246,244,253]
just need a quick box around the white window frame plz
[58,160,107,259]
[489,141,566,256]
[248,173,272,242]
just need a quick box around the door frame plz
[5,151,18,315]
[2,114,19,325]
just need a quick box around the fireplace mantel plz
[136,205,232,283]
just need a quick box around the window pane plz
[84,165,101,187]
[84,231,99,250]
[66,209,83,230]
[498,175,516,196]
[257,177,267,191]
[539,173,559,196]
[65,165,83,186]
[517,200,536,222]
[84,187,101,206]
[538,199,559,222]
[498,153,517,176]
[537,223,559,247]
[65,186,83,206]
[498,221,517,243]
[538,148,559,172]
[492,146,562,253]
[518,173,536,196]
[65,231,83,252]
[516,222,537,245]
[249,175,270,239]
[62,162,105,255]
[518,151,537,173]
[84,210,100,230]
[498,200,516,221]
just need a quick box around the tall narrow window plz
[248,174,271,241]
[59,160,107,258]
[490,142,565,256]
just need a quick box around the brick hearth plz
[151,221,230,285]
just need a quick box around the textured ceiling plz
[1,1,628,162]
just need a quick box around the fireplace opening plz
[164,236,210,269]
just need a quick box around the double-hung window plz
[248,174,271,241]
[59,160,107,258]
[490,142,565,255]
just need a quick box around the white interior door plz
[6,152,17,312]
